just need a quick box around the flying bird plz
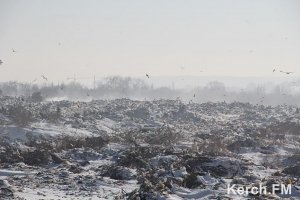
[41,75,48,81]
[0,60,3,65]
[146,74,150,78]
[273,69,276,72]
[12,49,16,53]
[280,70,294,75]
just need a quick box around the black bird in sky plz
[0,60,3,65]
[41,75,48,81]
[280,70,294,75]
[273,69,276,72]
[146,74,150,78]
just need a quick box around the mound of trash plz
[0,97,300,199]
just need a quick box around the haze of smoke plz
[0,76,300,106]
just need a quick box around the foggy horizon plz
[1,74,300,88]
[1,74,300,106]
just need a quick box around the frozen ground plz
[0,96,300,199]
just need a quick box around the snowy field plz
[0,96,300,199]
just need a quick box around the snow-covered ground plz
[0,97,300,199]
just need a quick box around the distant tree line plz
[0,76,300,106]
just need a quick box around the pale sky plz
[0,0,299,83]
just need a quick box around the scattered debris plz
[0,97,299,199]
